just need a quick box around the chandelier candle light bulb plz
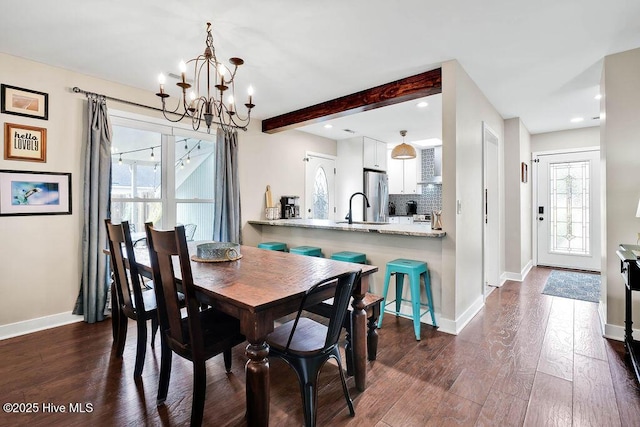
[155,21,254,133]
[158,73,166,94]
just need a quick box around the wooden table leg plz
[351,276,368,392]
[245,340,270,427]
[367,306,380,361]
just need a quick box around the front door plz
[535,150,600,271]
[304,152,336,220]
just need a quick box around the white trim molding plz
[501,260,533,282]
[0,312,83,341]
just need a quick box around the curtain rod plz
[71,86,246,131]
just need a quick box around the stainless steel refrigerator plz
[364,170,389,222]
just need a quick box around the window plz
[109,114,215,241]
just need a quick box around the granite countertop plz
[248,219,446,238]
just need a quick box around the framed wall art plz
[4,122,47,162]
[0,170,71,216]
[521,161,528,183]
[1,84,49,120]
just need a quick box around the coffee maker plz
[280,196,301,219]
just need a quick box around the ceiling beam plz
[261,68,442,134]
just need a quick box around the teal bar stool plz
[290,246,322,257]
[257,241,288,252]
[377,258,437,340]
[331,251,367,264]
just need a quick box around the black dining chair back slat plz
[144,222,245,427]
[105,219,159,378]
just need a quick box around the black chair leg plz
[223,348,232,373]
[334,352,355,416]
[301,380,318,427]
[157,334,172,406]
[134,319,148,378]
[110,282,120,341]
[191,360,207,427]
[115,310,128,357]
[150,316,159,349]
[291,359,319,427]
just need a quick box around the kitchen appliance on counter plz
[407,200,418,215]
[388,201,396,216]
[364,170,389,222]
[280,196,301,219]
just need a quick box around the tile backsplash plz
[389,147,442,215]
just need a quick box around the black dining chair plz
[144,222,246,427]
[266,270,360,427]
[105,219,159,378]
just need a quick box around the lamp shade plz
[636,198,640,217]
[391,143,417,159]
[391,130,417,159]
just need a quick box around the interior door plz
[483,123,500,296]
[535,150,600,271]
[304,152,336,220]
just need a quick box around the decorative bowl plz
[192,242,241,262]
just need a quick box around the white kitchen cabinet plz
[363,137,387,171]
[388,148,421,194]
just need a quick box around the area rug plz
[541,270,601,303]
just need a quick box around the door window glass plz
[549,160,590,255]
[313,167,329,219]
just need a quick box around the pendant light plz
[391,130,417,159]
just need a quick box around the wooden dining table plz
[124,243,377,426]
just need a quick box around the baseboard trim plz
[603,322,630,342]
[501,260,533,283]
[0,312,84,341]
[449,294,485,335]
[383,294,484,336]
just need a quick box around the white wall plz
[441,60,505,324]
[239,125,336,246]
[504,118,532,279]
[0,52,336,331]
[601,47,640,336]
[0,52,162,328]
[531,126,600,153]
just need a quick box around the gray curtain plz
[213,128,242,243]
[73,94,112,323]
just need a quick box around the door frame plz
[531,146,600,269]
[482,122,500,298]
[304,151,337,220]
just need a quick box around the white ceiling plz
[1,1,639,140]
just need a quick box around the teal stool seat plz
[377,258,437,340]
[331,251,367,264]
[290,246,322,257]
[257,241,288,252]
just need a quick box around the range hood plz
[419,145,442,184]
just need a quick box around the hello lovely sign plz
[4,123,47,162]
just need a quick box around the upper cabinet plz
[363,137,387,171]
[388,147,421,194]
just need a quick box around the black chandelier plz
[156,22,255,133]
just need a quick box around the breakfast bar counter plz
[248,218,446,238]
[247,218,449,333]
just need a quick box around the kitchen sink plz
[336,221,390,225]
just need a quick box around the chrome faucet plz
[346,192,370,224]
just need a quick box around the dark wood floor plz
[2,267,640,426]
